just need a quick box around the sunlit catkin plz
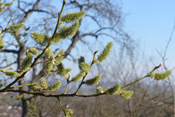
[98,42,113,62]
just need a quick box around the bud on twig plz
[159,63,162,68]
[58,12,61,16]
[63,0,66,5]
[94,51,98,55]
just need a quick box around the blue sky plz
[122,0,175,67]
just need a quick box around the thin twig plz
[57,97,66,115]
[121,63,162,89]
[74,51,98,94]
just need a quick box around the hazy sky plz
[122,0,175,67]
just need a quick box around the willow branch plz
[57,97,66,115]
[74,51,98,94]
[0,1,66,92]
[121,63,162,89]
[1,49,18,54]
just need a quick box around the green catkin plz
[53,26,68,43]
[15,73,22,78]
[0,38,3,44]
[4,71,17,77]
[62,68,71,76]
[5,1,13,6]
[78,56,85,69]
[0,2,3,6]
[15,94,23,100]
[22,33,28,37]
[106,83,121,95]
[59,49,65,55]
[61,11,86,23]
[47,81,62,91]
[65,109,73,116]
[56,63,64,75]
[98,42,113,62]
[40,78,48,89]
[58,21,79,39]
[96,86,104,94]
[56,63,71,76]
[55,57,63,65]
[21,53,33,71]
[119,90,133,99]
[46,61,53,71]
[27,48,39,55]
[9,23,24,31]
[28,85,41,92]
[149,72,155,78]
[79,62,90,73]
[0,44,5,50]
[31,32,48,43]
[27,99,38,117]
[45,48,54,59]
[71,71,84,82]
[0,5,5,12]
[85,75,101,86]
[154,70,171,80]
[54,49,64,65]
[57,64,71,76]
[0,38,5,50]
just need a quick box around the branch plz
[68,0,97,11]
[64,31,80,58]
[74,51,98,94]
[6,89,106,98]
[85,14,102,27]
[18,0,26,13]
[143,96,174,111]
[121,63,162,89]
[163,19,175,70]
[1,49,18,54]
[0,61,17,69]
[57,97,66,115]
[0,63,161,101]
[16,0,41,46]
[95,26,119,34]
[64,32,97,58]
[27,9,50,14]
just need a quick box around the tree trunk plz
[17,46,28,117]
